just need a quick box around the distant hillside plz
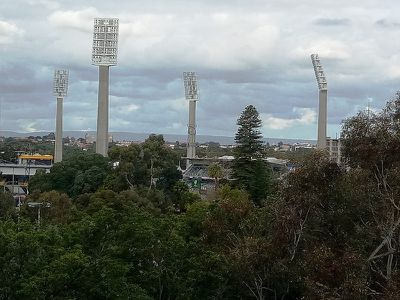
[0,130,316,146]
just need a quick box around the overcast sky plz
[1,0,399,139]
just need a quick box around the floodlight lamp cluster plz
[183,72,199,101]
[53,69,69,97]
[311,54,327,91]
[92,18,119,66]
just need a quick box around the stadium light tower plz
[183,72,199,166]
[53,69,69,163]
[311,54,328,150]
[92,18,119,157]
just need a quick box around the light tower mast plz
[53,69,69,163]
[183,72,199,167]
[311,54,328,150]
[92,18,119,157]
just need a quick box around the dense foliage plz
[3,98,400,298]
[233,105,270,205]
[29,152,110,197]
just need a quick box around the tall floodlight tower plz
[311,54,328,149]
[92,18,119,157]
[53,69,69,163]
[183,72,199,166]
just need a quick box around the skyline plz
[1,0,400,139]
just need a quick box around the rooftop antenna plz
[311,54,328,149]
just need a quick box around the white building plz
[326,137,342,164]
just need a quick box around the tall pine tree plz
[233,105,270,206]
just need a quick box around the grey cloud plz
[376,19,400,29]
[2,0,400,139]
[312,18,351,27]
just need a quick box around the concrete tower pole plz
[187,100,197,159]
[318,89,327,149]
[53,69,68,163]
[96,66,110,156]
[92,18,119,157]
[54,97,63,163]
[183,72,199,167]
[311,54,328,150]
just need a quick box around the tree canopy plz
[28,152,110,197]
[233,105,270,205]
[3,95,400,300]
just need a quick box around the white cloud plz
[167,98,187,111]
[0,20,24,44]
[262,108,316,130]
[28,0,60,10]
[18,120,38,132]
[47,7,98,32]
[113,102,140,115]
[125,104,140,112]
[170,122,183,129]
[2,0,400,138]
[118,13,280,70]
[292,40,351,60]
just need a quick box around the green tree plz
[341,94,400,285]
[29,152,110,197]
[0,191,16,219]
[265,152,367,298]
[170,181,200,212]
[25,191,72,224]
[342,92,400,170]
[106,143,144,191]
[234,105,264,161]
[208,163,224,190]
[107,134,182,199]
[233,105,270,205]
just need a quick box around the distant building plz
[183,156,234,181]
[326,137,342,164]
[115,140,141,147]
[85,133,96,144]
[292,142,315,152]
[276,144,291,152]
[85,133,112,144]
[0,153,53,196]
[183,156,290,195]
